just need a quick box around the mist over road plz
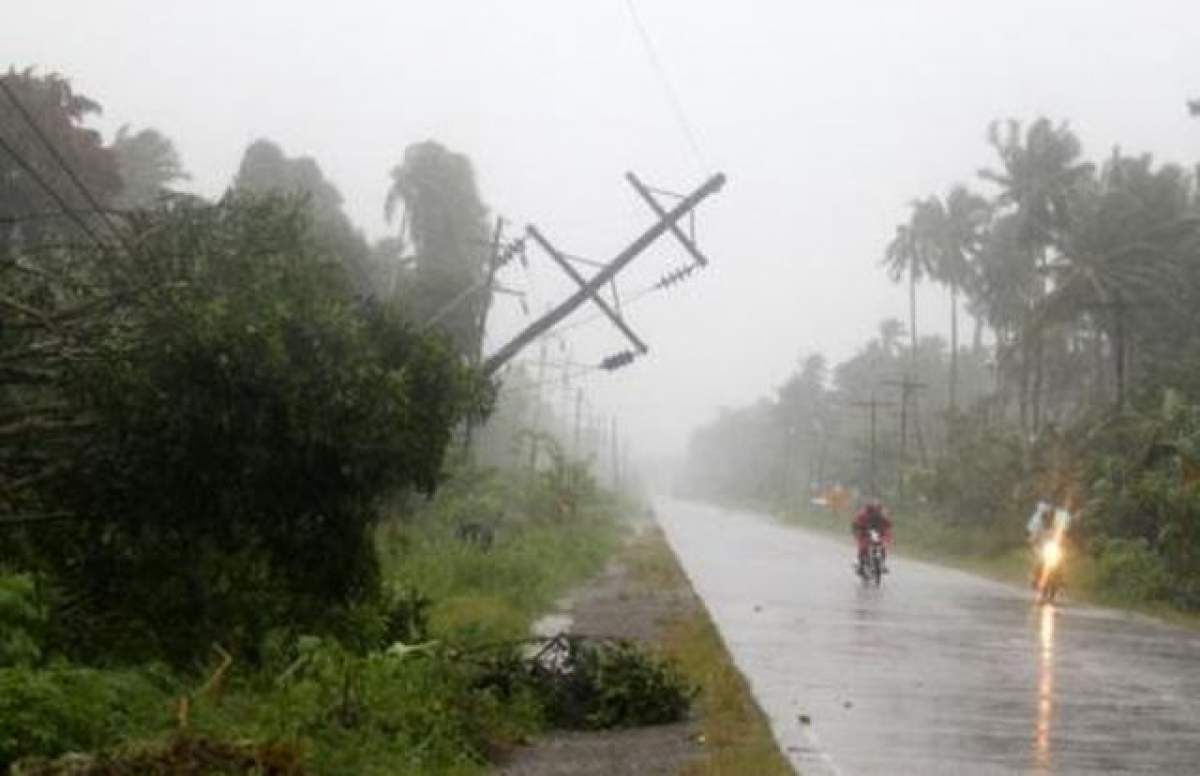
[656,500,1200,775]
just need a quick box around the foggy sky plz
[10,0,1200,461]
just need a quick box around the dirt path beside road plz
[495,521,789,775]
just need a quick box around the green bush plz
[212,636,537,775]
[1092,537,1171,604]
[918,414,1026,528]
[0,574,45,668]
[0,666,169,770]
[552,639,696,729]
[12,734,308,776]
[475,638,695,731]
[19,195,486,665]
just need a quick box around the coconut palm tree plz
[882,212,938,367]
[1036,152,1195,410]
[882,208,941,465]
[978,118,1094,433]
[935,186,991,410]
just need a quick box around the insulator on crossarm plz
[655,262,699,290]
[600,350,637,371]
[497,238,524,269]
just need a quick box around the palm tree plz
[1036,152,1194,410]
[978,118,1094,433]
[935,186,990,410]
[384,141,490,357]
[882,211,938,366]
[882,208,939,465]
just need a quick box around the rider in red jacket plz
[852,500,894,573]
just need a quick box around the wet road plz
[656,499,1200,775]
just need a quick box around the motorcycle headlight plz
[1041,540,1062,567]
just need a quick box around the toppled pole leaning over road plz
[482,172,726,376]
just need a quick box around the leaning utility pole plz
[483,172,725,375]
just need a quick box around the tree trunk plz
[1032,331,1045,433]
[1091,325,1105,408]
[949,283,959,412]
[909,267,918,364]
[1019,334,1030,436]
[1115,308,1126,412]
[908,266,928,466]
[972,312,984,353]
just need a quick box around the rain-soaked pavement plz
[656,499,1200,775]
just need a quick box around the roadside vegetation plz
[682,111,1200,617]
[0,67,693,773]
[0,460,644,774]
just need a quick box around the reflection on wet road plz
[656,500,1200,775]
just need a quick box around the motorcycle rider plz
[852,499,894,576]
[1026,499,1073,587]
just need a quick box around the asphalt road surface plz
[656,499,1200,775]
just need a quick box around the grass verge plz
[627,530,792,776]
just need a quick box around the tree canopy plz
[232,138,373,294]
[386,140,492,358]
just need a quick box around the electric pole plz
[850,394,894,497]
[573,388,583,458]
[483,172,725,375]
[527,338,549,472]
[611,416,620,490]
[882,376,927,500]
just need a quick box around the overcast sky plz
[10,0,1200,461]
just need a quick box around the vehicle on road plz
[858,528,886,586]
[1035,532,1064,604]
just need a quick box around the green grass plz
[626,532,792,776]
[379,506,623,646]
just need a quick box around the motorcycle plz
[857,528,886,586]
[1034,533,1064,604]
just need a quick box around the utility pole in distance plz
[850,394,895,497]
[611,416,620,490]
[527,338,549,472]
[573,388,584,458]
[882,376,927,500]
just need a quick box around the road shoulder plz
[494,521,790,775]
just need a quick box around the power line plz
[497,363,602,397]
[546,283,661,338]
[0,79,131,251]
[0,132,110,251]
[622,0,707,171]
[0,207,131,225]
